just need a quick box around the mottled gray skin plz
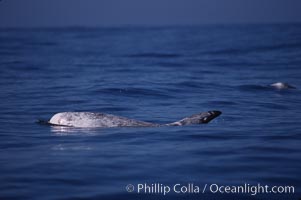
[48,111,222,128]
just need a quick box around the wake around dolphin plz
[44,111,222,128]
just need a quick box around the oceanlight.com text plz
[125,183,295,196]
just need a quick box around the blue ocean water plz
[0,24,301,200]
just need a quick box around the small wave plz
[237,84,268,91]
[0,50,20,56]
[100,107,133,112]
[206,42,301,55]
[206,48,243,55]
[125,52,181,58]
[256,102,289,110]
[0,60,23,65]
[207,100,237,106]
[186,133,230,140]
[1,64,41,72]
[154,62,186,67]
[26,41,57,46]
[174,81,205,89]
[93,87,173,99]
[257,42,301,51]
[174,81,229,90]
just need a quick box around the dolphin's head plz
[168,110,222,126]
[198,111,222,123]
[49,112,72,126]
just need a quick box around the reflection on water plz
[52,144,92,151]
[50,126,101,136]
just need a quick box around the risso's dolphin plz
[41,111,222,128]
[269,82,296,89]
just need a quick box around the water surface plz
[0,24,301,200]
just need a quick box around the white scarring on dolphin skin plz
[47,111,222,128]
[269,82,296,89]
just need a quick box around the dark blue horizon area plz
[0,0,301,27]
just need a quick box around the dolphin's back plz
[48,111,221,128]
[49,112,157,128]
